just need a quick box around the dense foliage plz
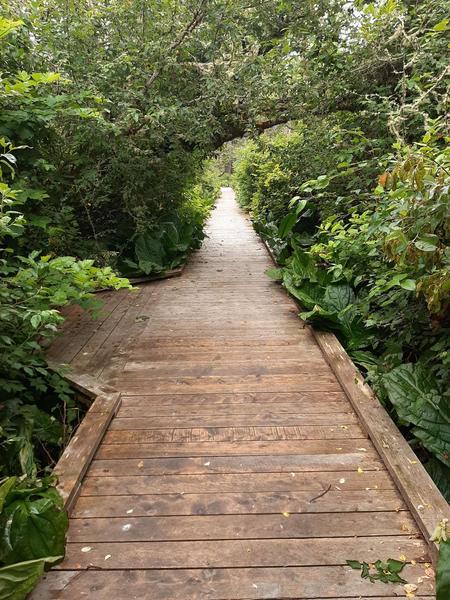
[233,1,450,503]
[0,17,132,596]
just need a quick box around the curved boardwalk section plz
[33,189,435,598]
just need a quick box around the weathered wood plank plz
[109,413,358,429]
[103,424,366,444]
[81,471,394,495]
[52,376,121,513]
[95,439,373,459]
[119,391,348,406]
[123,360,332,376]
[29,566,435,600]
[117,374,342,395]
[89,452,383,476]
[117,400,352,417]
[58,537,429,570]
[72,489,407,518]
[68,511,418,542]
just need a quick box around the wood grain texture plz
[67,512,418,542]
[34,188,438,599]
[31,567,435,599]
[95,439,373,459]
[72,489,407,518]
[58,537,429,570]
[51,376,121,513]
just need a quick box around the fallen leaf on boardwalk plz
[81,547,92,553]
[339,478,346,484]
[104,555,111,561]
[425,566,435,577]
[137,461,144,468]
[282,512,290,517]
[404,583,418,597]
[340,425,348,430]
[126,509,134,514]
[204,461,211,466]
[357,467,363,474]
[399,554,407,562]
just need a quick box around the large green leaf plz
[425,459,450,502]
[322,283,355,313]
[283,271,325,309]
[0,556,60,600]
[0,480,16,514]
[287,249,325,284]
[437,540,450,600]
[134,233,165,274]
[278,212,297,239]
[0,491,68,564]
[383,363,450,467]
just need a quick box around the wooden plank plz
[119,390,348,406]
[95,439,374,459]
[108,413,358,429]
[29,566,435,599]
[68,512,418,542]
[314,330,450,563]
[117,400,352,417]
[57,537,430,570]
[103,424,366,444]
[116,375,342,394]
[72,489,407,518]
[68,288,147,382]
[125,347,324,361]
[52,375,121,513]
[123,360,332,376]
[80,471,395,495]
[91,284,154,381]
[129,336,313,349]
[89,452,382,476]
[47,291,124,365]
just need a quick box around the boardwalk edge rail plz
[93,263,185,293]
[262,237,449,563]
[50,367,121,514]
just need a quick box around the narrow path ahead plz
[35,189,434,599]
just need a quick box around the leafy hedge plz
[237,123,450,500]
[0,19,132,597]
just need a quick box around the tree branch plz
[145,0,207,88]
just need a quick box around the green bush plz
[0,21,130,596]
[240,127,450,498]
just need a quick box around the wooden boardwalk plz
[34,188,435,599]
